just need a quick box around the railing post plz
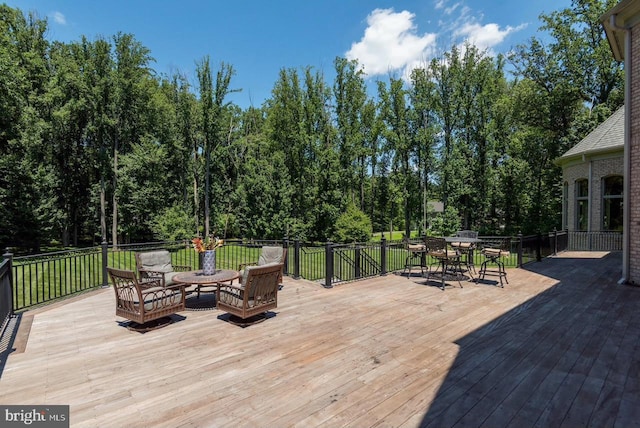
[354,245,361,279]
[517,232,523,268]
[380,236,387,276]
[282,238,289,277]
[536,231,542,262]
[3,248,14,315]
[553,228,558,256]
[101,240,109,287]
[294,239,301,279]
[324,241,333,288]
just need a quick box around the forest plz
[0,1,624,252]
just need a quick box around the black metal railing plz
[568,231,622,251]
[332,243,383,283]
[0,254,13,334]
[3,229,622,311]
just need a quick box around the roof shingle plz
[558,106,624,162]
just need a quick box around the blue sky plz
[8,0,571,108]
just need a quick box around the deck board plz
[1,251,638,427]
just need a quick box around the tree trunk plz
[193,175,199,236]
[204,142,211,238]
[100,176,107,242]
[111,141,119,250]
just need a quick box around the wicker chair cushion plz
[162,271,181,286]
[137,251,173,273]
[218,285,244,306]
[124,286,182,309]
[450,242,472,249]
[258,246,284,266]
[482,248,510,258]
[143,293,182,310]
[429,249,459,259]
[241,263,279,285]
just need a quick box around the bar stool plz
[478,237,511,287]
[403,243,426,277]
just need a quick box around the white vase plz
[203,250,216,275]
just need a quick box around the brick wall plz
[562,156,623,231]
[630,24,640,284]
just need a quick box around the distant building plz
[556,106,624,233]
[427,201,444,214]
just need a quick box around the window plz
[603,176,623,231]
[576,179,588,231]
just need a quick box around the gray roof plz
[557,106,624,164]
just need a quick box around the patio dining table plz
[443,236,483,245]
[444,236,483,277]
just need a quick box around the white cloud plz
[346,4,528,80]
[434,0,462,15]
[454,22,527,51]
[50,11,67,25]
[345,8,437,78]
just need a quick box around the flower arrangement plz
[191,236,224,253]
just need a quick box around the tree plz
[196,57,235,238]
[0,6,49,250]
[110,32,153,247]
[332,203,372,243]
[377,76,416,238]
[538,0,623,110]
[84,36,115,244]
[333,57,367,206]
[409,66,438,234]
[233,151,293,239]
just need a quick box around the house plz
[601,0,640,284]
[556,106,624,233]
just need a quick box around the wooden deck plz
[0,251,638,427]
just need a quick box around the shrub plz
[152,206,193,241]
[429,205,461,237]
[332,203,373,243]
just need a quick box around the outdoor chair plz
[478,237,511,287]
[217,263,283,325]
[135,250,191,287]
[403,242,427,277]
[238,246,287,288]
[107,267,186,331]
[424,237,464,290]
[450,230,479,276]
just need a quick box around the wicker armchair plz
[217,263,282,325]
[238,246,287,286]
[424,237,464,290]
[135,250,191,287]
[107,267,186,329]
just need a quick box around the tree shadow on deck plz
[419,252,640,427]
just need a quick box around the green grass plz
[371,230,421,241]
